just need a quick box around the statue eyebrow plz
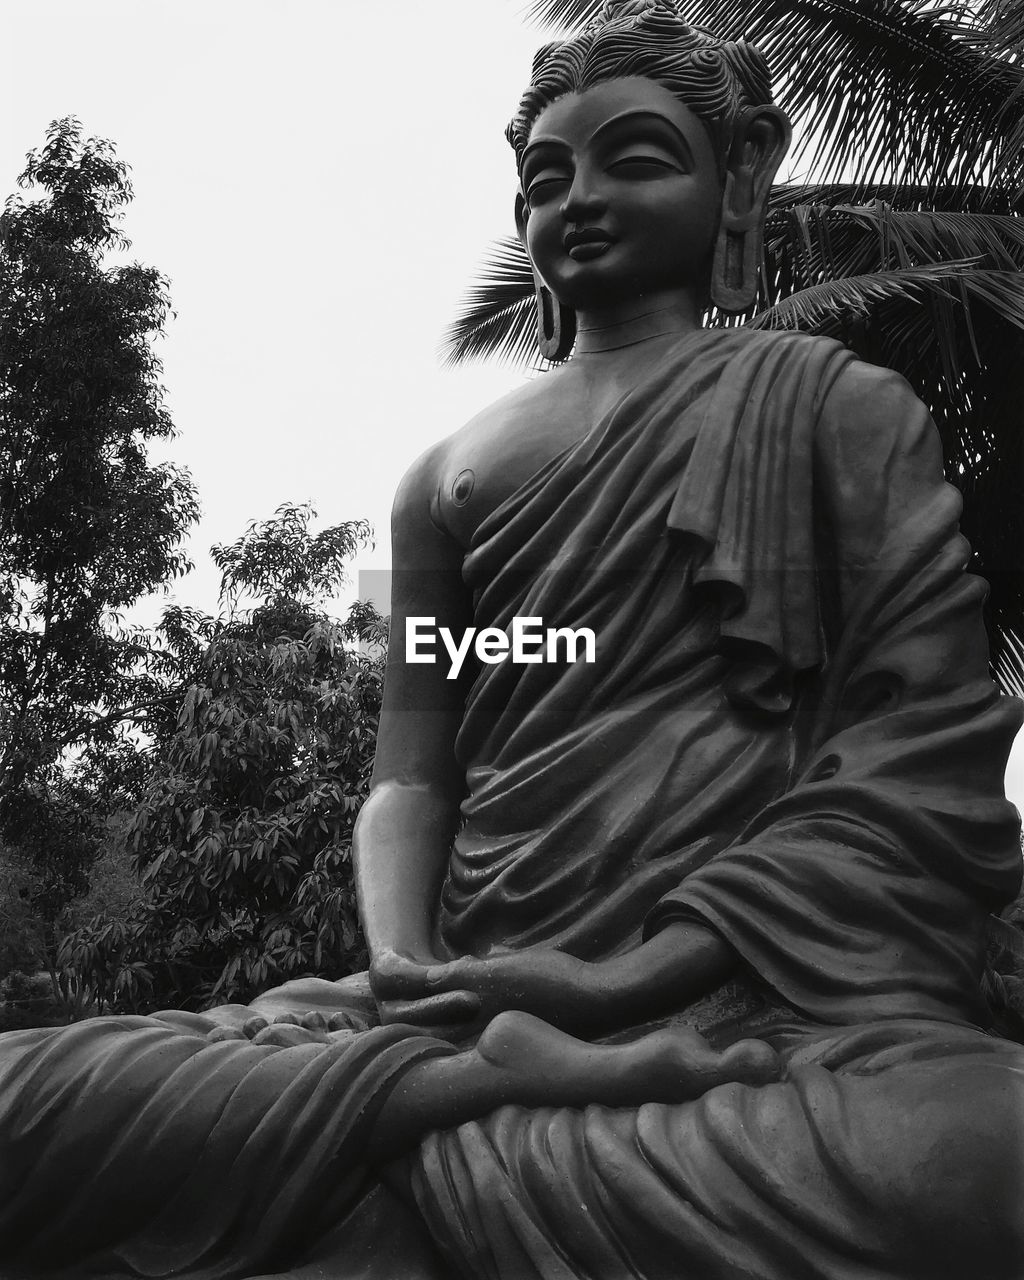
[591,110,695,163]
[519,138,571,177]
[521,108,694,175]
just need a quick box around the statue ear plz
[515,192,577,362]
[711,106,791,314]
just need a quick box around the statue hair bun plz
[596,0,682,21]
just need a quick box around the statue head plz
[509,0,791,358]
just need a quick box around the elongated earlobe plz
[516,193,577,361]
[533,279,577,361]
[710,107,791,314]
[710,180,761,313]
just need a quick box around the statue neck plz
[574,295,703,355]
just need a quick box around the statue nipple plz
[451,469,476,508]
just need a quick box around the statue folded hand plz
[419,948,603,1032]
[370,923,738,1042]
[370,949,482,1036]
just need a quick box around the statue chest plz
[436,407,594,549]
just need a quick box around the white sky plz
[2,0,1022,806]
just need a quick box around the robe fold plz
[1,329,1022,1280]
[0,1018,454,1278]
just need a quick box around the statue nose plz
[560,171,606,222]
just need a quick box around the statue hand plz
[420,949,600,1034]
[419,927,736,1038]
[370,949,482,1036]
[372,926,734,1041]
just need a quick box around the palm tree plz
[444,0,1024,694]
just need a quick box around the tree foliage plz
[444,0,1024,690]
[61,506,382,1013]
[0,116,199,941]
[0,808,142,1024]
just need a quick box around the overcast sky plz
[2,0,1021,804]
[2,0,549,608]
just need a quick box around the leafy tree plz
[0,847,47,980]
[0,775,104,978]
[0,809,143,1024]
[61,505,382,1013]
[0,116,199,944]
[446,0,1024,692]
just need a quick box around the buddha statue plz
[2,2,1023,1277]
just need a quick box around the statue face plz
[519,77,723,311]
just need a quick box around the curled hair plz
[507,0,772,166]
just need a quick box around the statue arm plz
[354,447,472,969]
[408,919,736,1039]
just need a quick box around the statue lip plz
[564,227,615,260]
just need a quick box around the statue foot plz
[639,1027,783,1095]
[475,1010,782,1108]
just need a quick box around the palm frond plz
[527,0,602,27]
[770,182,1018,214]
[748,260,982,331]
[857,207,1024,269]
[993,629,1024,698]
[771,204,1024,288]
[440,237,538,367]
[690,0,1024,200]
[751,201,1024,351]
[976,0,1024,58]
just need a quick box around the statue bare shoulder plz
[394,367,590,553]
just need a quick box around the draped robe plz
[1,329,1022,1280]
